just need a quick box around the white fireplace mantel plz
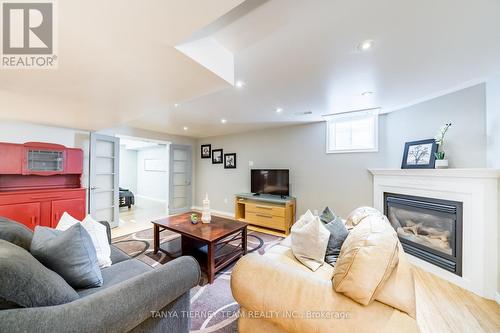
[369,168,500,301]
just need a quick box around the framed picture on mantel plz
[401,139,438,169]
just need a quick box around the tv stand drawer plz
[246,202,285,217]
[246,212,286,231]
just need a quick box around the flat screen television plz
[251,169,289,197]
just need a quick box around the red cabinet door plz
[0,143,23,174]
[0,202,41,230]
[51,198,85,228]
[65,148,83,174]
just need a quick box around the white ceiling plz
[2,0,500,138]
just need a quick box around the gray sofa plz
[0,220,201,333]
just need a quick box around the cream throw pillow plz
[56,212,80,231]
[345,206,383,228]
[291,210,330,271]
[56,212,112,268]
[81,215,112,268]
[333,213,399,305]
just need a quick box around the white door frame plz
[115,134,171,214]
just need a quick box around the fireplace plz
[384,193,463,276]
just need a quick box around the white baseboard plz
[136,194,167,204]
[191,206,234,218]
[496,292,500,305]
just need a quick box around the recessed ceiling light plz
[358,39,374,51]
[183,126,188,131]
[221,118,227,124]
[276,107,283,113]
[174,103,179,108]
[361,91,374,96]
[235,81,245,88]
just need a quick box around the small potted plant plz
[434,123,452,168]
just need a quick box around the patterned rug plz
[112,227,282,333]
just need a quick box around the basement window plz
[325,109,379,153]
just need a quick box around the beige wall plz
[195,84,487,217]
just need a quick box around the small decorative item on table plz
[434,123,452,169]
[190,214,199,224]
[201,193,211,223]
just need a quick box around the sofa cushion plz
[266,244,334,280]
[76,259,152,297]
[110,245,131,264]
[30,224,103,289]
[0,239,79,308]
[333,212,399,305]
[0,217,33,250]
[290,210,330,271]
[345,206,383,228]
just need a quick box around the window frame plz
[325,109,379,154]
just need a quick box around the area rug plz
[112,227,283,333]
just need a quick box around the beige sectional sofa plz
[231,210,419,333]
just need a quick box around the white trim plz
[381,78,487,114]
[115,134,172,146]
[369,168,500,179]
[496,292,500,305]
[191,206,234,218]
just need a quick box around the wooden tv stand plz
[235,193,296,236]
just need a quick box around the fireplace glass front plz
[384,193,462,276]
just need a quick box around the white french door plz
[89,133,120,227]
[169,144,192,215]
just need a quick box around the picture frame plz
[224,153,236,169]
[212,149,223,164]
[201,144,211,159]
[401,139,438,169]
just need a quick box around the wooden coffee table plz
[152,212,248,284]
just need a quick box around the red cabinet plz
[0,188,86,229]
[0,141,86,230]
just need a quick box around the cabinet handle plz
[256,213,272,218]
[256,205,273,210]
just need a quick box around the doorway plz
[114,136,170,237]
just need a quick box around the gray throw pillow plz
[30,224,103,289]
[320,206,336,224]
[320,207,349,266]
[0,217,33,250]
[0,239,79,308]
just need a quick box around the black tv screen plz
[251,169,289,196]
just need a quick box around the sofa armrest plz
[0,256,201,333]
[231,254,418,333]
